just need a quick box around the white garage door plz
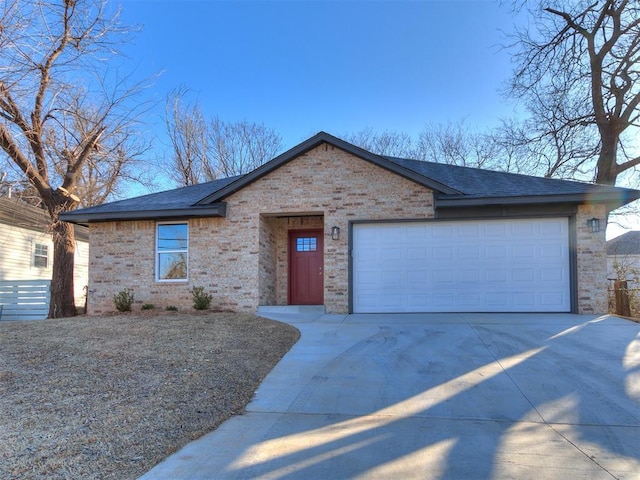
[352,218,571,313]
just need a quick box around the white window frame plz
[34,243,49,268]
[155,222,189,282]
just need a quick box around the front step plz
[257,305,325,322]
[258,305,325,315]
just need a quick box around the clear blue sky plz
[115,1,640,237]
[118,0,519,148]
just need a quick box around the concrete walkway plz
[140,313,640,479]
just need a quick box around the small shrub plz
[191,286,213,310]
[141,303,155,310]
[113,289,134,312]
[165,305,178,311]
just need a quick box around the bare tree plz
[165,91,284,185]
[164,89,209,186]
[0,0,149,317]
[414,121,500,169]
[506,0,640,186]
[493,104,600,180]
[209,118,283,178]
[48,100,151,208]
[344,123,518,172]
[344,127,416,158]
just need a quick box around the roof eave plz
[59,203,227,226]
[435,191,640,210]
[195,132,460,205]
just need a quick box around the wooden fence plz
[0,280,51,321]
[608,282,639,319]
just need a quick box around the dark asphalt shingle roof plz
[66,176,240,216]
[607,231,640,256]
[60,132,640,224]
[385,156,622,198]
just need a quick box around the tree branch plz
[0,123,49,194]
[616,153,640,175]
[62,126,106,189]
[544,5,594,38]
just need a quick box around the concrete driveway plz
[140,313,640,480]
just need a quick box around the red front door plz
[289,230,324,305]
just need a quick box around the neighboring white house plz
[607,230,640,280]
[0,197,89,319]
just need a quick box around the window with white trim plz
[156,223,188,281]
[34,243,49,268]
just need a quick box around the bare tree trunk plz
[596,130,619,186]
[48,216,77,318]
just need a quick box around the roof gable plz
[194,132,460,205]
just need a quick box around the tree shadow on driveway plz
[145,314,640,479]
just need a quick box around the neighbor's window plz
[34,243,49,268]
[156,223,188,281]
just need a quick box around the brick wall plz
[86,143,609,315]
[575,204,608,314]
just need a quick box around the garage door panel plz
[485,223,507,236]
[513,292,536,306]
[407,247,427,260]
[460,293,482,307]
[433,246,454,260]
[356,247,378,261]
[511,222,535,236]
[459,269,482,282]
[407,270,428,284]
[512,268,535,282]
[380,293,402,308]
[460,246,481,260]
[486,292,509,306]
[542,292,567,307]
[513,245,535,258]
[487,269,508,282]
[431,293,455,308]
[539,221,563,234]
[383,270,402,286]
[406,225,428,240]
[353,218,571,313]
[407,294,428,307]
[432,270,454,283]
[381,248,402,261]
[486,246,506,259]
[541,267,564,282]
[459,223,481,237]
[540,244,564,258]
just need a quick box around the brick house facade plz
[62,132,639,316]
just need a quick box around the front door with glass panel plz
[288,230,324,305]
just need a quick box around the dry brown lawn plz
[0,312,300,479]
